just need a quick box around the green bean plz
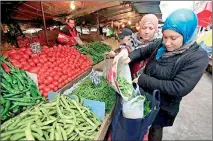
[10,132,25,140]
[25,122,35,140]
[50,122,56,140]
[60,126,68,140]
[75,128,96,139]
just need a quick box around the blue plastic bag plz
[111,89,160,141]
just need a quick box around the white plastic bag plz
[107,57,133,101]
[122,95,145,119]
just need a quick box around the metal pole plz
[40,1,48,46]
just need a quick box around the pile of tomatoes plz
[4,44,92,97]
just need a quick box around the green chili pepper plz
[0,95,6,104]
[1,68,12,83]
[1,82,19,94]
[1,100,11,116]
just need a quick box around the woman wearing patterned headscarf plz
[107,14,160,78]
[114,9,209,141]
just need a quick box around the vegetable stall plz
[1,1,161,140]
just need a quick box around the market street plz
[163,72,212,140]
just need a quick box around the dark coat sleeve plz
[138,48,209,97]
[128,39,162,63]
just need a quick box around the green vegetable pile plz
[1,56,45,123]
[144,100,151,116]
[1,95,101,141]
[69,77,116,113]
[74,41,112,64]
[117,75,134,99]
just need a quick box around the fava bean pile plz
[1,56,45,123]
[74,41,112,64]
[69,77,116,112]
[1,95,101,141]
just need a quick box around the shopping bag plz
[122,95,145,119]
[107,57,134,101]
[103,54,114,79]
[122,84,145,119]
[111,89,160,141]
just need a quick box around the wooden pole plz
[96,12,100,40]
[40,1,49,46]
[96,12,100,33]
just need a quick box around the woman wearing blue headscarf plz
[113,9,209,140]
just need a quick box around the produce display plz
[68,77,116,113]
[1,56,45,123]
[16,37,31,48]
[74,41,112,64]
[3,45,92,97]
[16,36,45,48]
[1,95,101,141]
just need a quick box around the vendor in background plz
[105,28,133,59]
[106,14,160,79]
[57,18,84,46]
[114,9,209,141]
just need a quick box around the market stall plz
[1,1,162,140]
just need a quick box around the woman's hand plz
[132,76,139,84]
[105,51,116,58]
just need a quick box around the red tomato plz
[49,84,55,89]
[29,62,35,67]
[43,92,48,98]
[8,49,17,56]
[12,61,22,68]
[53,75,60,80]
[21,61,28,66]
[33,58,39,64]
[31,54,39,58]
[44,87,51,93]
[65,79,69,84]
[53,87,58,91]
[68,77,72,81]
[29,67,39,74]
[39,58,45,64]
[10,54,21,60]
[47,76,53,82]
[25,50,32,56]
[58,78,63,83]
[22,64,31,71]
[37,63,42,67]
[23,54,29,59]
[39,68,46,73]
[39,84,45,90]
[44,79,50,85]
[40,90,44,94]
[53,81,58,86]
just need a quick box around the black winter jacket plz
[129,39,209,126]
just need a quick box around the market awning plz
[195,1,212,27]
[133,1,161,14]
[8,1,121,22]
[2,1,162,28]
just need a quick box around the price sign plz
[30,42,41,54]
